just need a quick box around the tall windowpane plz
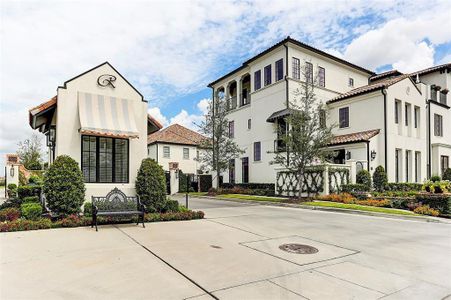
[395,101,399,124]
[292,57,300,80]
[305,62,313,83]
[318,67,325,87]
[229,159,235,184]
[339,107,349,128]
[115,139,128,183]
[264,65,272,86]
[254,142,261,161]
[254,70,261,91]
[99,138,113,183]
[82,136,96,183]
[275,59,283,81]
[434,114,443,136]
[242,157,249,183]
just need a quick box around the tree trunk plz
[298,169,304,200]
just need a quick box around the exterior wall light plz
[10,166,14,177]
[371,150,377,161]
[346,151,351,160]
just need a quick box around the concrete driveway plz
[1,196,451,300]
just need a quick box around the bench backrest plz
[92,188,139,212]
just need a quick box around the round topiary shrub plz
[21,202,42,220]
[430,175,441,182]
[373,166,387,192]
[135,158,167,212]
[43,155,85,216]
[356,170,372,189]
[443,168,451,181]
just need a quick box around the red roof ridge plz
[329,129,380,146]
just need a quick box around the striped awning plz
[78,92,139,138]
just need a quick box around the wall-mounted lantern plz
[371,150,377,161]
[346,151,351,160]
[10,165,14,177]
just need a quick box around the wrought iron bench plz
[91,188,145,231]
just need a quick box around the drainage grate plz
[279,243,318,254]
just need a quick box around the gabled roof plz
[58,61,147,103]
[148,115,163,130]
[29,96,57,131]
[329,129,380,146]
[147,124,207,146]
[208,36,374,87]
[327,75,413,104]
[409,62,451,77]
[369,70,403,82]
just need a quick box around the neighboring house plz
[208,36,451,184]
[147,124,209,174]
[28,62,162,200]
[208,36,374,184]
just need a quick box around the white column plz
[170,169,179,195]
[322,165,329,195]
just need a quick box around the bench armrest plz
[137,195,146,213]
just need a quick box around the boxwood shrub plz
[373,166,387,192]
[21,202,42,220]
[341,184,370,193]
[415,193,451,215]
[356,170,372,189]
[136,158,167,212]
[43,155,85,216]
[385,183,423,192]
[17,185,42,200]
[22,196,39,203]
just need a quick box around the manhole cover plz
[279,243,318,254]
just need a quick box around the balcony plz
[274,139,286,152]
[240,92,251,106]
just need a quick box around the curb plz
[197,195,450,224]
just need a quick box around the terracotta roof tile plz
[409,62,451,76]
[329,129,380,146]
[369,70,403,81]
[29,96,57,115]
[147,114,163,129]
[327,75,411,104]
[147,124,207,146]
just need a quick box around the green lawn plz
[302,201,417,216]
[218,194,285,202]
[206,193,419,216]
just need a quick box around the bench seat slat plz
[97,211,142,215]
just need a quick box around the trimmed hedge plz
[20,203,42,220]
[385,183,423,192]
[83,202,93,217]
[356,170,372,189]
[17,185,42,200]
[373,166,387,192]
[0,210,205,232]
[22,196,39,203]
[43,155,85,216]
[341,184,370,193]
[415,193,451,215]
[163,200,179,213]
[219,183,275,196]
[136,158,167,212]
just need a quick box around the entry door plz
[242,157,249,183]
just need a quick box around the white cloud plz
[1,0,450,172]
[147,107,169,128]
[169,110,204,131]
[197,98,210,115]
[343,12,451,72]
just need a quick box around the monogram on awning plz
[78,92,139,139]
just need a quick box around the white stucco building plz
[29,62,162,200]
[147,124,208,175]
[208,37,450,184]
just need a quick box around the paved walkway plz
[1,196,451,299]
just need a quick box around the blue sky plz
[1,0,450,172]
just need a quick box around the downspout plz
[283,42,290,166]
[284,43,289,108]
[366,141,370,172]
[210,86,217,186]
[427,99,431,178]
[382,88,388,173]
[156,143,159,163]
